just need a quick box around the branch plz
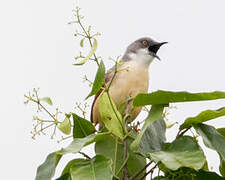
[129,161,153,180]
[139,163,158,180]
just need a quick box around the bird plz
[91,37,167,128]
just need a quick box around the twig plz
[74,102,89,119]
[116,153,129,176]
[107,61,118,89]
[129,161,152,180]
[83,75,93,87]
[79,151,91,159]
[33,123,55,137]
[114,137,118,174]
[157,168,160,180]
[139,163,158,180]
[25,94,58,123]
[25,89,67,140]
[104,61,126,133]
[122,101,132,180]
[123,136,129,180]
[75,8,100,66]
[176,127,190,139]
[150,171,153,180]
[57,135,73,143]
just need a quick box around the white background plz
[1,0,225,179]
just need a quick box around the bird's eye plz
[142,40,148,46]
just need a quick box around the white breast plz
[108,60,149,105]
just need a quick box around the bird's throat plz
[128,49,154,67]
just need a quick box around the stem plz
[113,137,118,173]
[25,95,58,123]
[76,12,99,66]
[139,163,158,180]
[107,61,118,89]
[116,154,129,176]
[39,103,58,122]
[57,135,73,143]
[129,161,152,180]
[106,91,125,134]
[105,61,127,134]
[123,135,129,180]
[79,151,91,159]
[87,38,99,66]
[176,127,190,139]
[51,124,57,139]
[35,123,55,134]
[158,168,160,180]
[39,119,55,123]
[123,101,132,180]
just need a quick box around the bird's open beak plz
[148,42,168,60]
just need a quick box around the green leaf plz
[72,114,95,138]
[162,168,225,180]
[152,177,169,180]
[95,134,146,179]
[70,155,113,180]
[194,124,225,161]
[139,119,166,154]
[133,90,225,107]
[159,167,196,180]
[202,161,209,171]
[218,128,225,137]
[74,38,97,65]
[195,170,225,180]
[35,152,62,180]
[40,97,53,105]
[195,124,225,177]
[219,154,225,177]
[130,105,165,151]
[80,38,85,47]
[95,135,123,177]
[72,113,95,138]
[61,159,87,176]
[58,116,72,135]
[180,107,225,130]
[57,132,109,155]
[98,92,124,139]
[150,136,206,171]
[56,173,71,180]
[113,177,119,180]
[86,60,105,99]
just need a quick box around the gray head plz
[122,37,167,63]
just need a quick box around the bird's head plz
[123,37,167,65]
